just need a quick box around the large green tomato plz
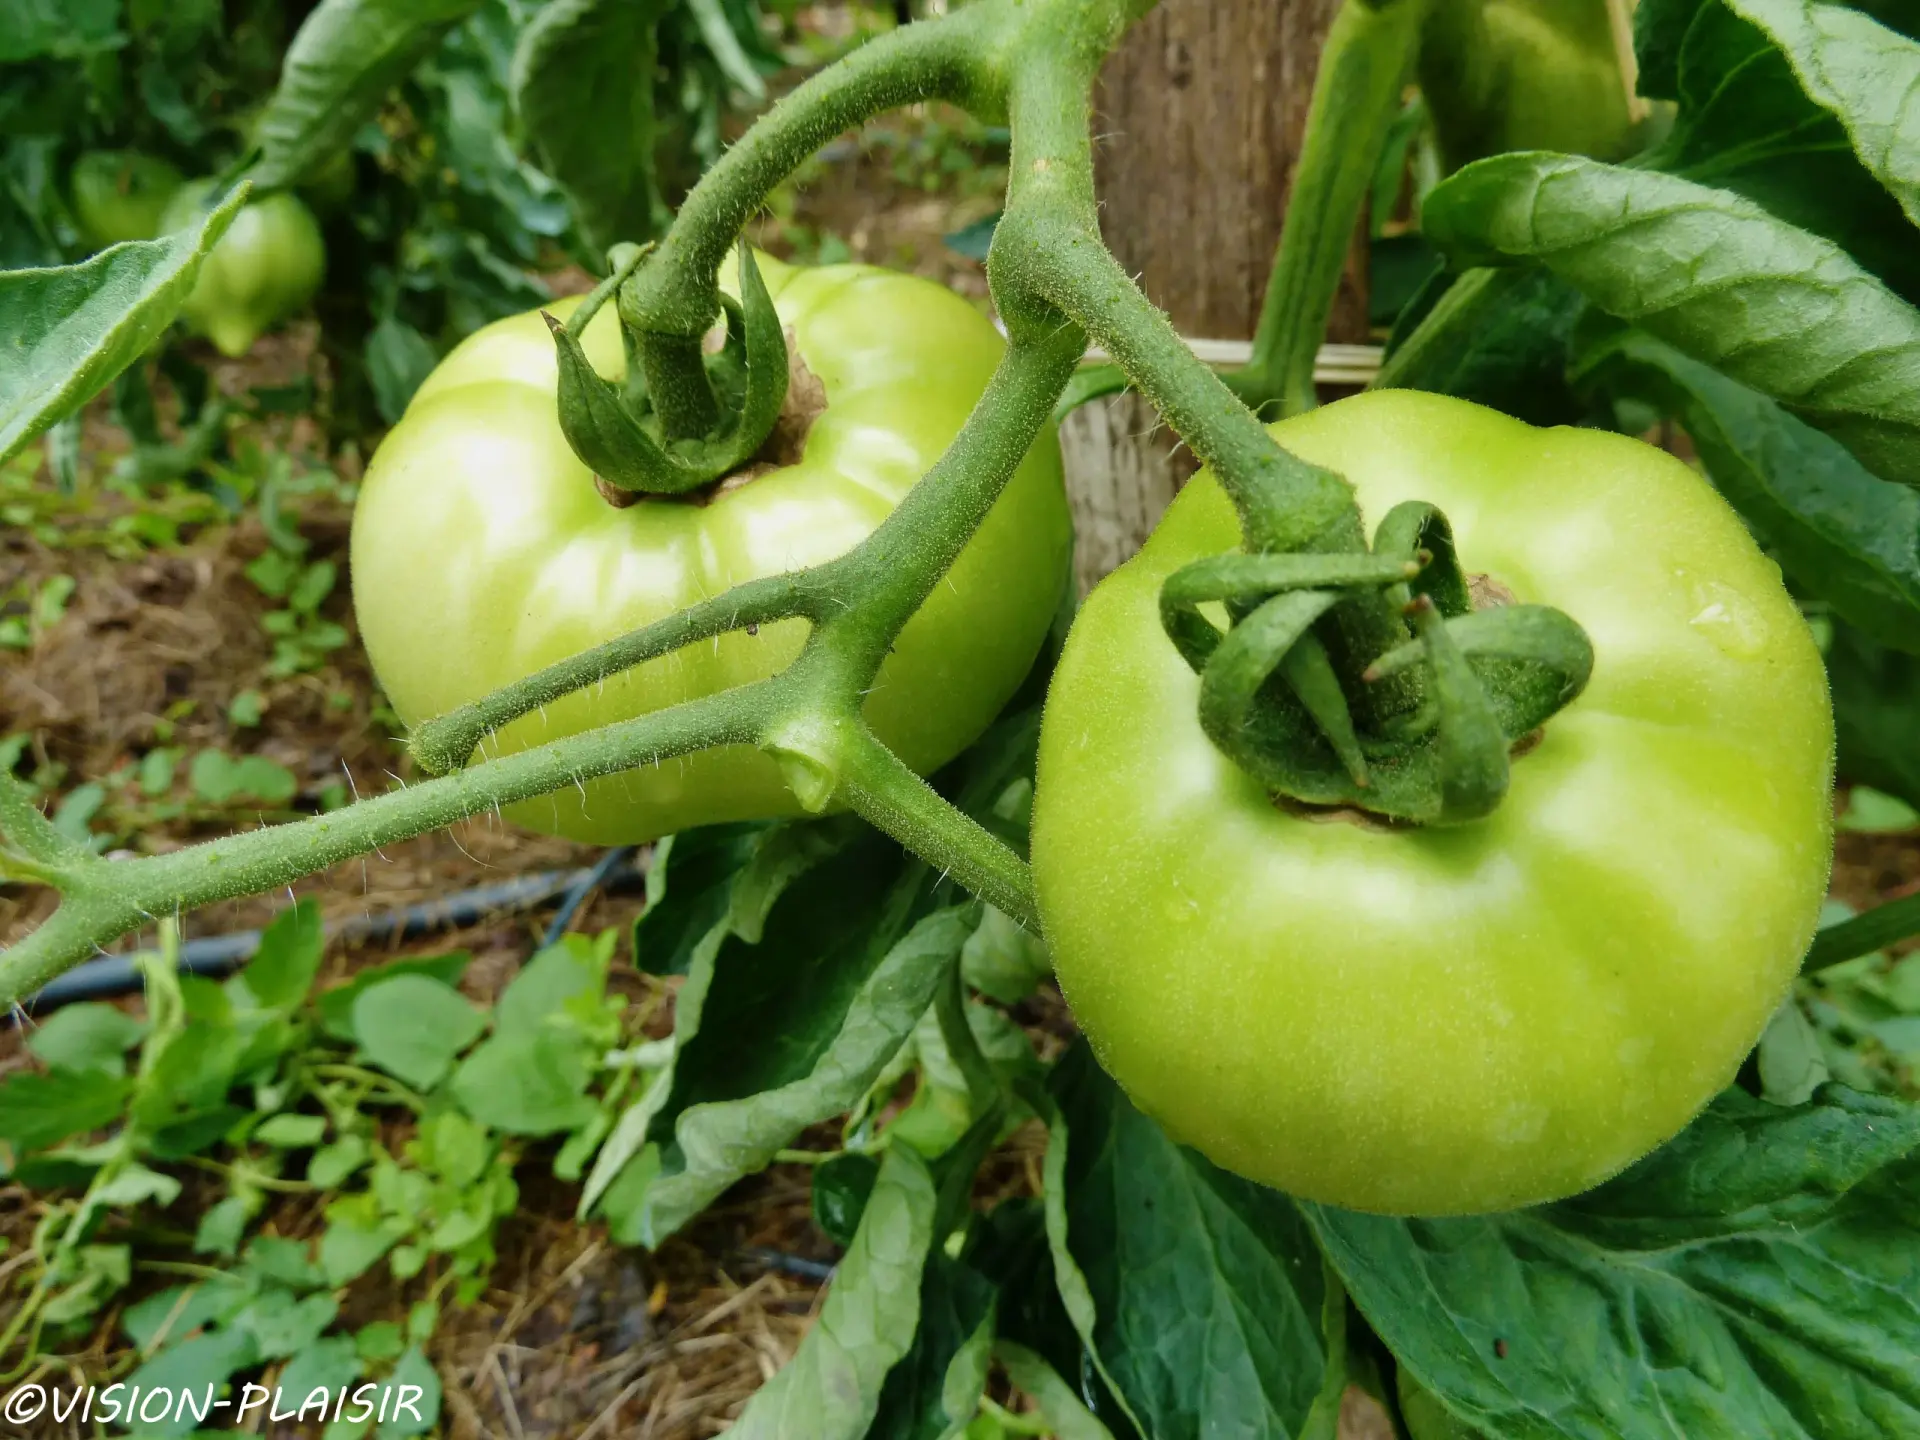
[162,183,326,357]
[352,255,1070,844]
[70,150,184,248]
[1032,391,1833,1216]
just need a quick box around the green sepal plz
[549,240,789,498]
[1166,494,1593,827]
[1410,597,1511,824]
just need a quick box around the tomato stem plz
[1228,0,1431,417]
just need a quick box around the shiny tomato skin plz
[352,255,1070,844]
[1032,390,1833,1216]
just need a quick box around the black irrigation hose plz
[14,847,643,1016]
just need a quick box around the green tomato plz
[351,254,1070,844]
[1420,0,1640,168]
[1032,391,1833,1216]
[162,182,326,357]
[69,150,185,248]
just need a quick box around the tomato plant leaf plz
[1307,1086,1920,1440]
[0,1068,131,1155]
[1635,0,1713,98]
[24,1001,147,1077]
[250,0,483,194]
[1725,0,1920,228]
[227,898,324,1015]
[449,1030,597,1136]
[594,826,975,1246]
[0,184,246,467]
[510,0,667,255]
[1577,326,1920,653]
[1827,621,1920,809]
[1422,152,1920,487]
[1377,266,1590,427]
[630,822,769,976]
[1044,1042,1338,1440]
[867,1254,998,1440]
[315,951,471,1042]
[1645,0,1920,303]
[729,1145,937,1440]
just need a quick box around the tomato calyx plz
[549,238,794,501]
[1161,496,1594,827]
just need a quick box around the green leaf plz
[96,1161,183,1208]
[1756,997,1832,1104]
[25,1002,147,1076]
[814,1152,881,1248]
[1378,266,1591,427]
[315,952,471,1042]
[375,1345,442,1439]
[449,1031,597,1135]
[1307,1086,1920,1439]
[510,0,668,253]
[1726,0,1920,229]
[356,1320,405,1363]
[1423,152,1920,487]
[1828,621,1920,807]
[256,1113,329,1149]
[960,907,1051,1006]
[0,185,248,467]
[0,1068,130,1155]
[123,1276,251,1351]
[309,1134,371,1189]
[1043,1043,1338,1440]
[244,1235,325,1290]
[594,836,973,1246]
[632,822,769,976]
[320,1203,410,1287]
[251,0,485,193]
[1636,0,1711,98]
[868,1255,998,1440]
[995,1341,1119,1440]
[729,1146,937,1440]
[352,975,486,1091]
[229,899,324,1014]
[414,1110,490,1189]
[122,1328,258,1438]
[1576,327,1920,652]
[1645,0,1920,304]
[195,1194,257,1258]
[494,934,608,1039]
[686,0,768,99]
[364,316,440,425]
[236,1289,340,1361]
[0,0,121,62]
[280,1335,363,1416]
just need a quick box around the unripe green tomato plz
[69,150,184,248]
[351,254,1071,844]
[161,182,326,357]
[1033,391,1833,1216]
[1420,0,1640,168]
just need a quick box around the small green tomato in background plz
[161,182,326,357]
[69,150,185,248]
[1033,390,1833,1216]
[351,254,1071,844]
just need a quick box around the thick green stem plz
[411,570,821,775]
[837,725,1036,929]
[622,11,993,436]
[0,685,775,1007]
[1231,0,1429,416]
